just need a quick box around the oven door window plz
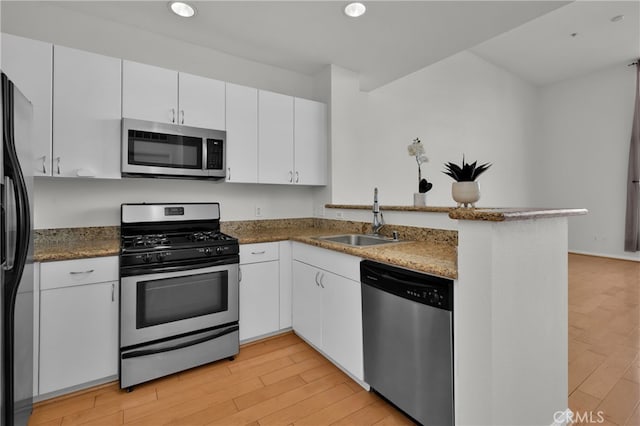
[136,271,228,329]
[128,130,203,169]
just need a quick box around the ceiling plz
[51,1,569,91]
[471,0,640,86]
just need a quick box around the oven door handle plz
[120,255,239,277]
[121,324,239,359]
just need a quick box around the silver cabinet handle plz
[288,171,293,183]
[56,157,61,175]
[227,167,231,181]
[251,250,266,255]
[171,108,176,123]
[69,269,94,275]
[319,273,325,288]
[314,271,320,287]
[295,171,299,183]
[239,267,242,283]
[111,283,115,302]
[40,156,47,174]
[180,110,185,124]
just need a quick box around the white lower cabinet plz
[292,244,364,381]
[239,243,280,342]
[291,261,323,348]
[38,257,118,395]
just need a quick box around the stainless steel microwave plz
[121,118,226,180]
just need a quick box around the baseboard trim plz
[569,250,640,262]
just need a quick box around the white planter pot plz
[452,182,480,208]
[413,192,427,207]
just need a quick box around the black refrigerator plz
[1,72,34,426]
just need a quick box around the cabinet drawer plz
[240,242,279,264]
[40,257,118,290]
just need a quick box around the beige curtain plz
[625,62,640,252]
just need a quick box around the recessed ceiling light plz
[344,2,366,18]
[169,1,196,18]
[611,15,624,23]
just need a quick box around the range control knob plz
[141,253,152,263]
[204,248,213,256]
[216,247,224,255]
[156,252,167,262]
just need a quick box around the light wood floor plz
[28,332,413,426]
[568,254,639,426]
[28,254,639,426]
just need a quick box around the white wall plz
[34,178,318,229]
[534,64,639,261]
[329,51,538,208]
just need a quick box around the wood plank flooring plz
[568,254,639,426]
[28,332,413,426]
[28,254,639,425]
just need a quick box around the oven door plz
[120,262,238,348]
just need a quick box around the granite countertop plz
[326,204,588,221]
[35,219,458,279]
[34,227,120,262]
[34,239,120,262]
[224,219,458,279]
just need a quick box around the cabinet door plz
[292,261,322,348]
[1,33,52,176]
[239,262,280,341]
[52,46,121,179]
[258,90,294,184]
[226,83,258,183]
[178,72,225,129]
[294,98,327,186]
[321,271,364,380]
[122,60,178,124]
[39,281,118,394]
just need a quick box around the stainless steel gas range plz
[119,203,239,390]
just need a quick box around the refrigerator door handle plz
[3,176,17,270]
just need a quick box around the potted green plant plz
[407,138,433,206]
[443,156,491,208]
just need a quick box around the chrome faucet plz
[372,187,385,235]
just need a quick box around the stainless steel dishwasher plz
[361,260,454,426]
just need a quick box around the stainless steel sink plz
[315,234,399,247]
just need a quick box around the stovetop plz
[120,229,239,268]
[121,230,237,252]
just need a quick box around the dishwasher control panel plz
[405,287,447,308]
[361,260,453,311]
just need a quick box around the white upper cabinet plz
[226,83,258,183]
[122,61,225,129]
[294,98,327,185]
[1,33,52,176]
[178,72,225,129]
[257,91,327,186]
[53,46,121,179]
[258,90,294,184]
[122,60,178,124]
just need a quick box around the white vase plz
[452,182,480,208]
[413,192,427,207]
